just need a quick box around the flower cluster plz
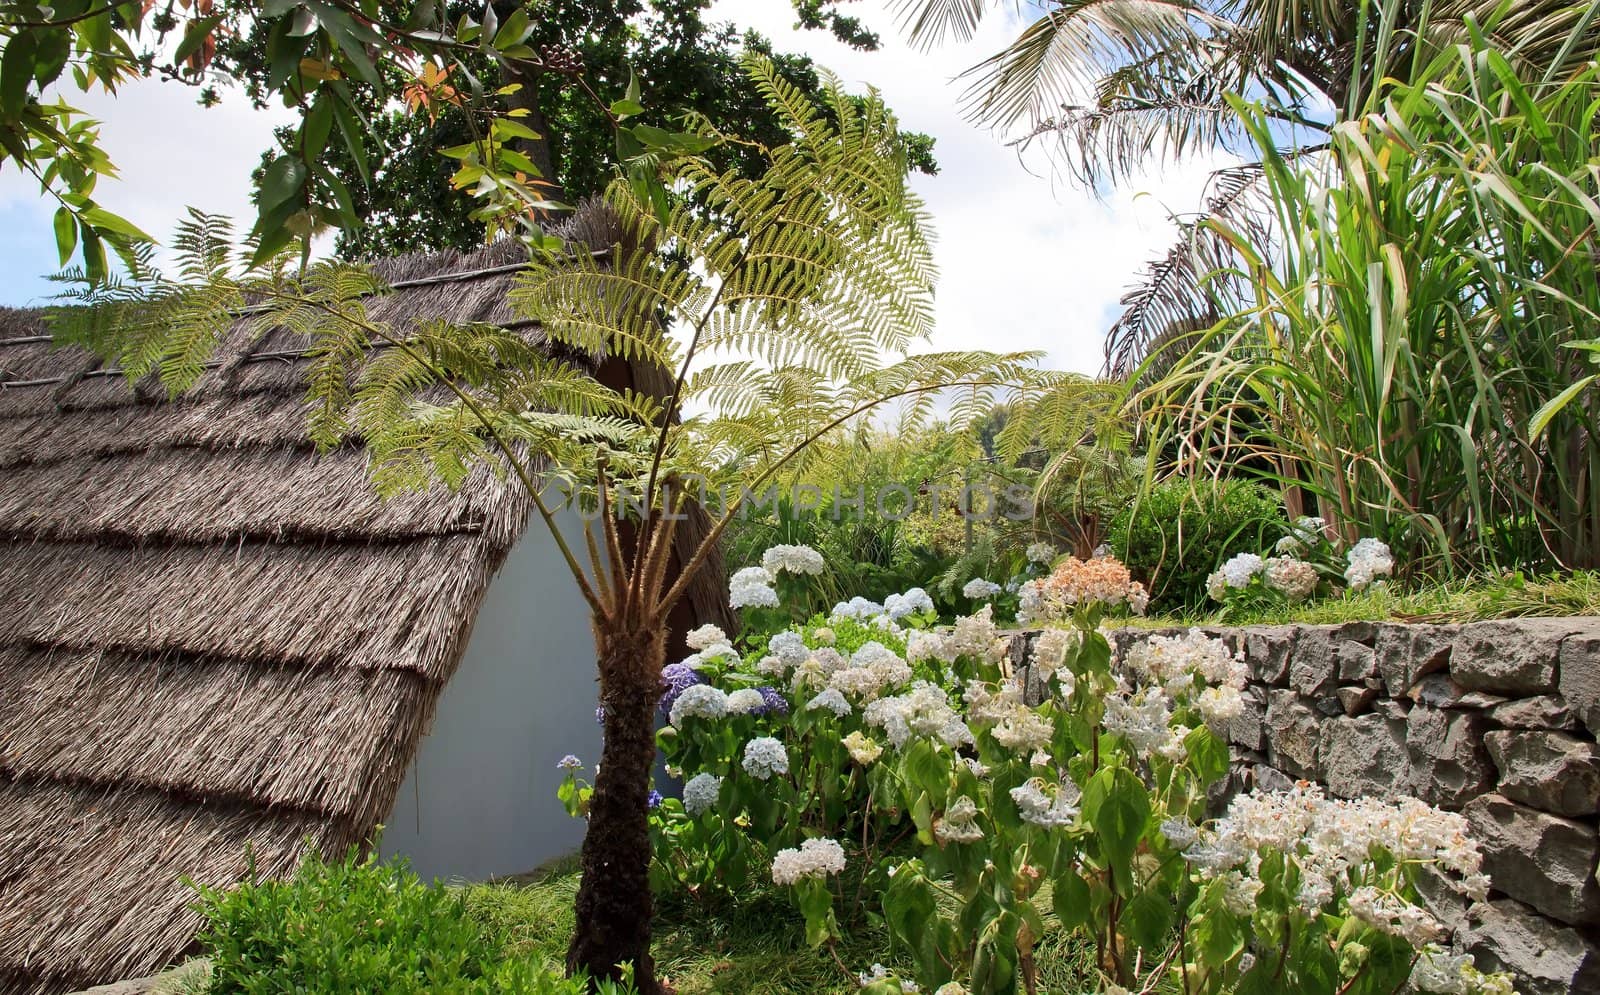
[669,684,728,726]
[1017,555,1148,623]
[1009,778,1080,827]
[883,587,935,621]
[1025,541,1056,565]
[864,682,973,749]
[1264,556,1319,601]
[1178,784,1490,927]
[771,836,846,885]
[682,772,722,815]
[741,736,790,779]
[730,565,779,609]
[762,543,826,577]
[1346,537,1395,590]
[962,577,1001,600]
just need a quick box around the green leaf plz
[492,8,531,49]
[52,206,77,266]
[1184,724,1230,786]
[257,155,307,212]
[2,30,38,119]
[1529,375,1597,438]
[174,15,225,66]
[610,98,646,120]
[1050,867,1090,931]
[1085,766,1149,880]
[80,207,153,243]
[1121,889,1174,953]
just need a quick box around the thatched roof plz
[0,213,729,994]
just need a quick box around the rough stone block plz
[1376,622,1455,697]
[1404,705,1495,809]
[1337,686,1378,717]
[1462,898,1600,995]
[1337,641,1377,682]
[1247,763,1295,794]
[1557,626,1600,737]
[1409,673,1506,710]
[1242,625,1296,685]
[1463,794,1600,927]
[1322,713,1408,799]
[1487,695,1579,732]
[1484,730,1600,818]
[1290,627,1343,697]
[1372,697,1410,721]
[1265,689,1324,780]
[1452,619,1577,695]
[1224,686,1267,752]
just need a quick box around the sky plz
[0,0,1237,375]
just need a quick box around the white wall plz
[381,510,602,882]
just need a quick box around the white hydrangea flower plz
[762,543,826,576]
[1198,685,1245,730]
[806,687,852,717]
[669,685,729,727]
[1220,552,1265,588]
[726,688,767,714]
[864,682,973,749]
[683,772,722,815]
[1160,818,1199,850]
[1025,542,1056,564]
[1206,569,1229,602]
[947,605,1005,662]
[731,566,779,609]
[962,577,1002,599]
[741,736,790,779]
[812,626,836,645]
[756,654,787,677]
[771,836,846,885]
[1345,537,1395,590]
[1265,556,1320,601]
[830,595,885,621]
[934,984,970,995]
[934,795,984,844]
[768,631,810,667]
[685,623,727,651]
[842,730,883,765]
[884,586,935,620]
[905,629,953,665]
[1009,778,1080,827]
[988,705,1055,754]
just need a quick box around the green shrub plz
[1110,477,1282,612]
[193,848,631,994]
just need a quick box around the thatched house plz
[0,220,730,994]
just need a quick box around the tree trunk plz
[567,622,667,993]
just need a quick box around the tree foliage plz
[216,0,937,259]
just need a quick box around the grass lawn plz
[463,861,1113,994]
[1127,569,1600,630]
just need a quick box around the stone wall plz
[1021,617,1600,995]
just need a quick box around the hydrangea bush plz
[1206,517,1396,615]
[561,545,1511,995]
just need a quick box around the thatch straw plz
[0,204,730,994]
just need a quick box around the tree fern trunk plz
[568,623,666,993]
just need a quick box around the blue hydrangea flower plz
[647,789,663,809]
[755,686,790,716]
[659,662,707,714]
[557,754,583,771]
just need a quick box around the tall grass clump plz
[1138,7,1600,575]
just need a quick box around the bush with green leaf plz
[1110,478,1283,613]
[192,848,634,994]
[566,545,1509,994]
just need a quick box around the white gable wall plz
[381,508,602,882]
